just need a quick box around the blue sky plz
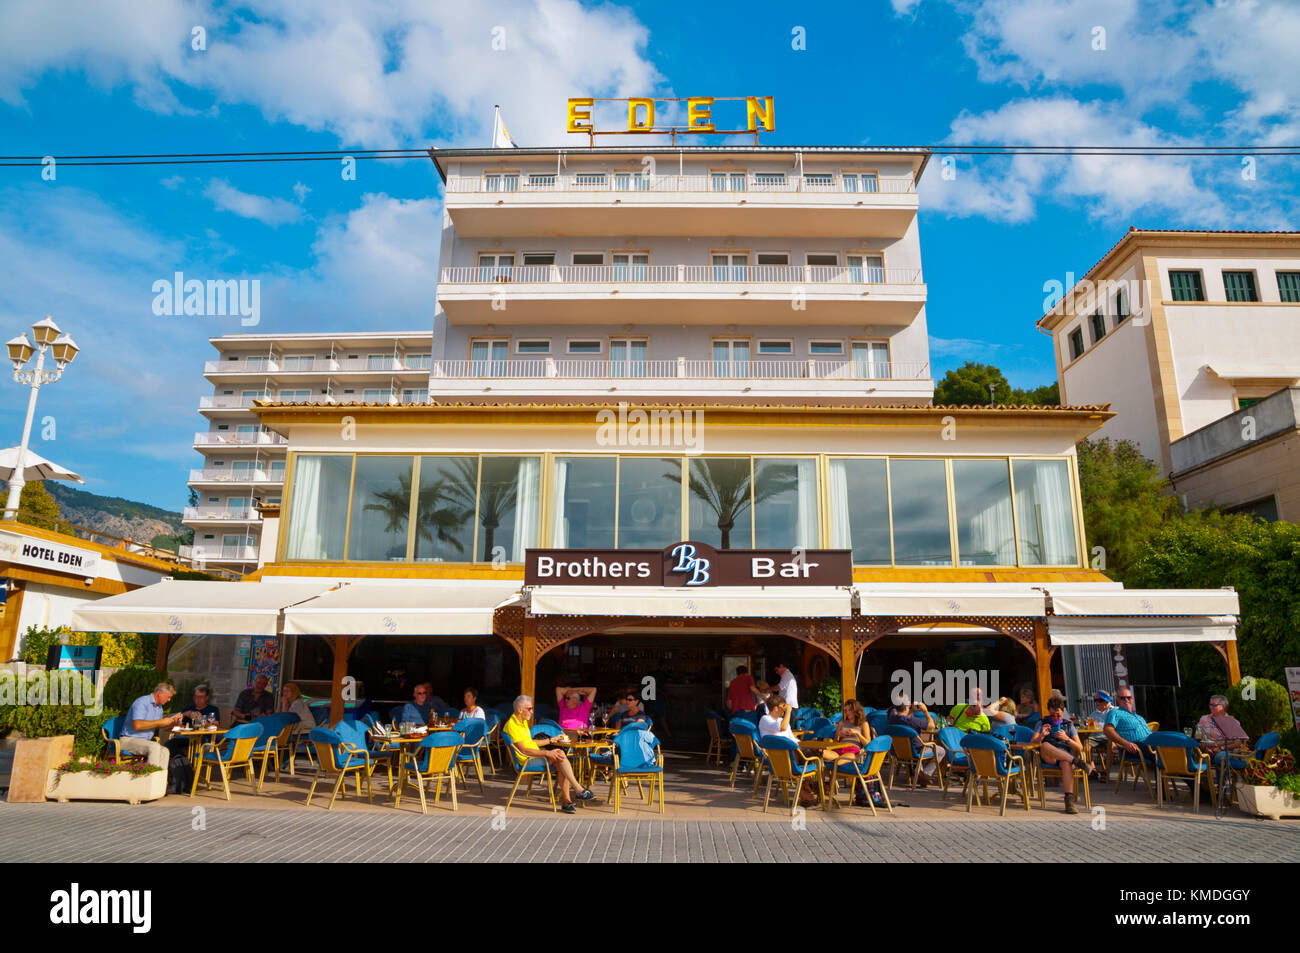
[0,0,1296,510]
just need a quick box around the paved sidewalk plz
[3,800,1297,862]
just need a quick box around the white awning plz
[528,586,852,618]
[283,583,521,636]
[853,584,1046,618]
[1047,588,1239,617]
[71,581,333,636]
[1048,615,1237,646]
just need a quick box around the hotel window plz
[710,170,747,192]
[1068,328,1085,361]
[753,458,818,549]
[1114,288,1129,323]
[527,173,556,189]
[852,341,890,378]
[366,353,391,370]
[1223,270,1258,302]
[611,252,649,281]
[1169,270,1205,301]
[809,340,843,356]
[614,171,651,191]
[842,172,879,193]
[953,459,1016,566]
[286,454,352,559]
[483,172,518,192]
[807,253,839,267]
[755,252,790,267]
[346,456,414,560]
[221,534,246,557]
[572,252,605,266]
[712,339,750,378]
[618,457,682,548]
[474,457,541,561]
[281,355,314,370]
[278,389,311,402]
[243,356,269,371]
[1089,312,1107,344]
[685,458,754,549]
[241,389,268,400]
[712,253,748,282]
[752,172,787,190]
[405,353,431,369]
[1277,272,1300,302]
[828,458,892,564]
[757,340,793,356]
[470,339,509,375]
[516,340,550,355]
[1012,459,1079,565]
[847,254,884,283]
[803,173,835,189]
[363,389,393,403]
[521,252,555,266]
[889,459,953,566]
[412,456,476,561]
[401,388,428,404]
[551,457,617,547]
[574,172,606,187]
[567,340,602,355]
[269,460,286,477]
[476,253,515,281]
[1236,396,1262,410]
[609,338,647,377]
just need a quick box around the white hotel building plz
[86,143,1239,728]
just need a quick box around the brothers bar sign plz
[526,541,850,588]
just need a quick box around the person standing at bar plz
[727,665,756,716]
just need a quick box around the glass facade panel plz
[753,458,818,549]
[413,456,478,562]
[475,456,540,561]
[685,458,754,549]
[553,457,616,547]
[1013,459,1079,565]
[347,456,414,561]
[285,454,352,560]
[828,458,891,564]
[953,459,1016,565]
[889,459,952,565]
[617,457,681,548]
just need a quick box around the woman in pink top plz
[556,685,597,730]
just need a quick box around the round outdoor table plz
[548,736,608,787]
[170,728,226,768]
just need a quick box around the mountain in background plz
[44,482,188,552]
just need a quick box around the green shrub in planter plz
[1279,729,1300,760]
[0,704,119,756]
[810,677,841,718]
[1227,678,1291,740]
[103,666,172,715]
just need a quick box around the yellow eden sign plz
[566,96,774,139]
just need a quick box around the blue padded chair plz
[938,725,971,800]
[726,717,765,794]
[305,726,372,809]
[534,720,564,738]
[451,718,488,794]
[813,723,838,740]
[534,703,559,722]
[606,725,664,814]
[866,712,889,737]
[1146,731,1213,812]
[960,733,1031,815]
[502,725,559,813]
[1113,736,1157,798]
[859,707,876,716]
[249,713,297,790]
[102,715,143,763]
[734,710,761,728]
[342,718,403,793]
[388,705,406,725]
[481,709,503,773]
[827,735,893,815]
[393,732,462,813]
[807,716,833,736]
[991,723,1017,743]
[793,707,822,731]
[829,712,844,724]
[191,722,263,801]
[756,735,823,814]
[882,724,940,790]
[704,710,732,766]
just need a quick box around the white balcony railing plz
[199,395,260,409]
[183,506,260,521]
[193,432,288,447]
[180,544,259,562]
[439,264,922,286]
[430,358,929,381]
[188,468,285,484]
[446,172,915,194]
[204,357,431,374]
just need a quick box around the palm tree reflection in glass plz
[667,458,796,549]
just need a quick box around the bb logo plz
[670,543,711,586]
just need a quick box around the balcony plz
[188,468,285,486]
[204,357,432,376]
[442,172,919,238]
[428,358,933,405]
[193,432,288,447]
[437,264,926,326]
[183,506,261,523]
[179,544,259,563]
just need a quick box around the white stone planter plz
[1236,784,1300,820]
[45,767,168,805]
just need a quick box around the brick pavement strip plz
[2,802,1299,863]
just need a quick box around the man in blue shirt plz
[395,684,433,726]
[1102,688,1153,762]
[180,684,220,727]
[121,681,184,768]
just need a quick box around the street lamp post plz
[4,316,79,520]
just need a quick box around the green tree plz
[1076,437,1178,580]
[933,362,1012,405]
[1009,381,1059,406]
[17,480,60,530]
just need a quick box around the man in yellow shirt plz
[503,694,596,814]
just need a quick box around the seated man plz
[1196,694,1251,767]
[396,685,433,726]
[887,697,945,787]
[556,685,596,731]
[230,674,275,724]
[948,695,991,733]
[181,684,220,727]
[120,681,186,768]
[1085,690,1115,779]
[503,695,597,814]
[1102,688,1154,768]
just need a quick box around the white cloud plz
[292,181,311,203]
[204,179,304,225]
[0,0,664,147]
[160,175,185,190]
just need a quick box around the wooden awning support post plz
[839,618,856,703]
[329,635,363,725]
[1033,619,1052,713]
[1225,639,1242,686]
[156,634,171,672]
[521,615,538,721]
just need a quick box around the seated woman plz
[1032,696,1084,814]
[1015,688,1040,724]
[608,690,649,730]
[834,700,873,805]
[1195,694,1250,766]
[278,682,316,728]
[556,685,596,732]
[459,687,486,722]
[985,697,1018,726]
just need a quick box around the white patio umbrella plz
[0,446,84,484]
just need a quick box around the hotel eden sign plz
[525,542,850,588]
[567,97,774,143]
